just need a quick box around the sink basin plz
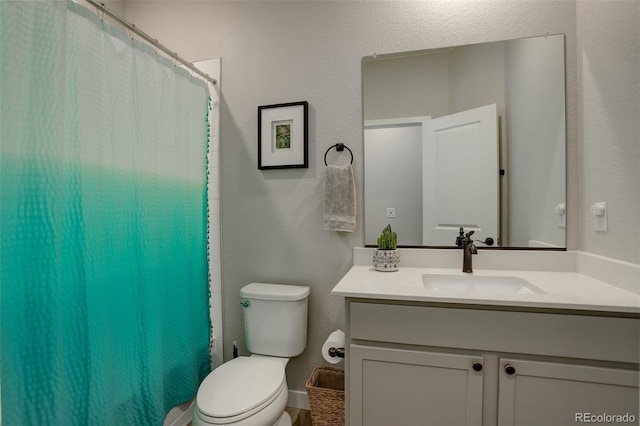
[422,274,545,295]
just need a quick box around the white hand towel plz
[324,164,356,232]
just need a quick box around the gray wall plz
[364,121,425,245]
[577,1,640,264]
[363,52,450,121]
[122,0,640,393]
[449,42,506,116]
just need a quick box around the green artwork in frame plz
[273,120,292,150]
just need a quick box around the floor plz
[188,407,312,426]
[285,407,313,426]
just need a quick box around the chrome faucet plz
[456,227,477,273]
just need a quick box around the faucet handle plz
[456,227,465,247]
[478,237,495,246]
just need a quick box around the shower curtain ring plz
[95,4,104,21]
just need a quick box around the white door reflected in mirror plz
[422,104,498,246]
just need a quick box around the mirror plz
[363,34,566,248]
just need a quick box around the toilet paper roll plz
[322,329,346,364]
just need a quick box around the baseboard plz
[287,389,310,411]
[164,399,194,426]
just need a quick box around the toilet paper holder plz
[328,347,345,358]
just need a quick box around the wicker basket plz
[305,366,345,426]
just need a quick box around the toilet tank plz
[240,283,310,358]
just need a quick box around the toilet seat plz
[195,356,286,424]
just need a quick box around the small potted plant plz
[373,224,400,272]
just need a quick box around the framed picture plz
[258,101,308,169]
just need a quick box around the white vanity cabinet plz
[498,358,639,426]
[350,345,484,426]
[345,300,640,426]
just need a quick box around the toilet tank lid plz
[241,283,310,301]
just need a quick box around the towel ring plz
[324,143,354,166]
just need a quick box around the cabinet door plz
[498,358,639,426]
[349,344,484,426]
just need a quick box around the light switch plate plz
[386,208,396,218]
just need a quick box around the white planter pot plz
[373,249,400,272]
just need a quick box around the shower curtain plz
[1,1,211,424]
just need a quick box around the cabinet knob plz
[504,364,516,375]
[472,361,483,372]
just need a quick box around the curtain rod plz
[84,0,217,85]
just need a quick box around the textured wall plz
[102,1,124,14]
[577,1,640,264]
[124,1,578,392]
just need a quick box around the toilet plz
[193,283,310,426]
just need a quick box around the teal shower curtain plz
[1,1,211,424]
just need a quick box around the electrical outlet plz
[386,208,396,218]
[590,202,607,232]
[554,203,566,228]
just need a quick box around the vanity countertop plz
[331,266,640,314]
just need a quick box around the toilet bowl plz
[193,283,310,426]
[192,356,290,426]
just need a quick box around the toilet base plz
[192,380,290,426]
[193,410,290,426]
[275,411,292,426]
